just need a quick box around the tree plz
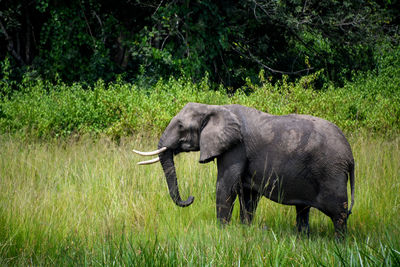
[1,0,398,87]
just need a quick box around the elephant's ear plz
[199,107,242,163]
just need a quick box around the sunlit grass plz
[0,134,399,265]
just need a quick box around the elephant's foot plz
[216,199,235,225]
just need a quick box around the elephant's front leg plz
[239,185,260,224]
[216,177,237,224]
[215,144,246,224]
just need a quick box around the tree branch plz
[0,19,25,65]
[231,44,313,75]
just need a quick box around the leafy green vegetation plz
[1,60,399,140]
[0,135,398,265]
[1,0,399,86]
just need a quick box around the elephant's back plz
[261,114,352,159]
[247,113,354,181]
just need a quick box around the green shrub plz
[0,64,399,140]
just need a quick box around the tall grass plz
[0,135,399,265]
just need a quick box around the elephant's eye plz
[178,121,184,131]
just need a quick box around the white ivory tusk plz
[132,147,167,156]
[137,157,160,165]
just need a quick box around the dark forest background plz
[1,0,399,88]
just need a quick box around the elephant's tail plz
[347,162,355,217]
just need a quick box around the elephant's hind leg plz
[295,205,310,235]
[330,205,349,239]
[320,174,349,238]
[317,200,348,238]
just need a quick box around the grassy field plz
[0,134,399,265]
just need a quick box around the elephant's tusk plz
[132,147,167,156]
[137,157,160,165]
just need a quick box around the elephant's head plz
[133,103,242,207]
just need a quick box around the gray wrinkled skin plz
[157,103,355,236]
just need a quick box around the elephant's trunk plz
[158,149,194,207]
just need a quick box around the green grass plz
[0,134,399,265]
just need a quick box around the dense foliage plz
[1,46,399,140]
[1,0,399,86]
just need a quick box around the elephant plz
[134,103,355,236]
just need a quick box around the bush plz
[0,63,399,140]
